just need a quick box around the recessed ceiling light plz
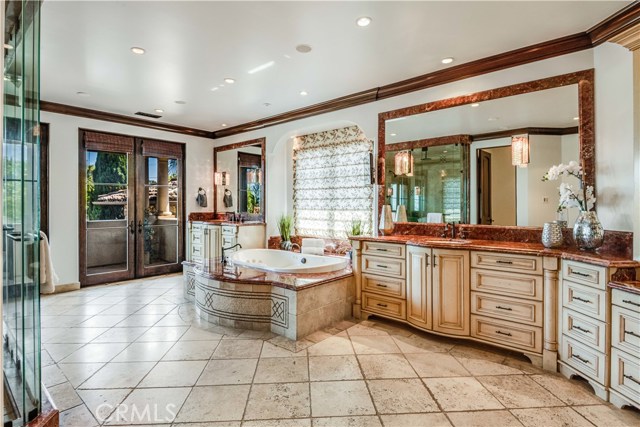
[573,116,579,121]
[130,47,145,55]
[488,117,500,121]
[284,54,291,59]
[296,44,312,53]
[248,61,275,74]
[76,91,90,97]
[263,102,272,107]
[174,100,187,105]
[3,43,13,50]
[154,109,164,113]
[299,91,308,96]
[211,87,219,92]
[390,133,397,137]
[441,57,454,64]
[356,16,372,27]
[224,78,235,84]
[471,103,480,107]
[221,123,228,127]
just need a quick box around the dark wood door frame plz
[39,122,49,237]
[478,150,492,225]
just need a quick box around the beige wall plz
[486,147,516,226]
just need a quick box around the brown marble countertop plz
[190,220,266,227]
[350,235,639,268]
[608,280,640,295]
[184,259,353,291]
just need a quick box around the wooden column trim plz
[543,256,559,371]
[609,23,640,51]
[351,239,363,319]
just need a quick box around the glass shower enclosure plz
[3,1,42,425]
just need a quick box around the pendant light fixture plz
[511,135,530,168]
[394,150,414,176]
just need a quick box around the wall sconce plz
[215,171,230,186]
[248,168,262,184]
[394,150,414,176]
[511,135,530,168]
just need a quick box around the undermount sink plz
[428,238,472,244]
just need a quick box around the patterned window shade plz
[293,125,373,239]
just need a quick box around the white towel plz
[426,213,443,223]
[39,231,58,294]
[302,247,324,256]
[302,238,324,256]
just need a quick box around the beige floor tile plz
[59,404,100,427]
[91,327,149,343]
[42,364,68,387]
[43,343,84,362]
[244,418,311,427]
[115,314,165,327]
[572,404,640,427]
[58,363,105,387]
[136,325,189,342]
[453,354,523,376]
[80,315,129,328]
[305,330,334,343]
[174,423,239,427]
[310,381,375,417]
[511,407,593,427]
[367,378,439,414]
[154,314,192,327]
[135,304,178,316]
[357,354,417,379]
[268,336,315,353]
[44,327,110,344]
[77,388,132,423]
[245,383,311,420]
[502,356,546,374]
[179,326,224,341]
[380,414,452,427]
[424,377,504,411]
[529,374,604,405]
[351,335,401,354]
[104,387,190,425]
[449,345,505,363]
[312,416,382,426]
[162,340,220,361]
[197,358,258,385]
[446,410,523,427]
[49,381,83,411]
[478,375,564,408]
[261,341,307,358]
[309,355,363,381]
[176,385,251,422]
[347,324,389,336]
[99,304,146,315]
[212,339,264,359]
[111,341,174,362]
[307,335,354,356]
[61,343,130,363]
[392,334,454,353]
[79,362,155,389]
[138,360,206,387]
[254,357,309,383]
[406,352,470,378]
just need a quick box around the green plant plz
[349,219,362,236]
[278,215,293,241]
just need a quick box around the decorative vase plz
[280,239,292,251]
[379,205,394,236]
[542,221,563,248]
[573,211,604,250]
[396,205,407,223]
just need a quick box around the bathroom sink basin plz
[427,238,471,245]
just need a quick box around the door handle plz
[138,220,143,234]
[129,220,135,235]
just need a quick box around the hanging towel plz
[39,231,58,294]
[426,213,443,223]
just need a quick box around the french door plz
[79,130,184,286]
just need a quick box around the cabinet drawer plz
[191,223,204,233]
[471,292,542,327]
[191,231,203,244]
[362,241,405,259]
[222,225,237,236]
[191,245,203,257]
[362,274,405,298]
[362,255,405,278]
[612,305,640,356]
[611,347,640,405]
[471,315,542,353]
[471,251,542,275]
[362,292,406,320]
[562,281,608,322]
[562,260,606,290]
[191,255,203,264]
[562,308,607,354]
[561,335,607,385]
[222,236,236,248]
[471,268,543,301]
[612,289,640,314]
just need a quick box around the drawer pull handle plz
[496,260,513,265]
[572,271,592,278]
[624,330,640,338]
[495,330,512,337]
[572,354,590,364]
[573,296,592,304]
[377,303,388,308]
[495,305,512,311]
[622,299,640,308]
[375,248,388,252]
[376,265,388,269]
[624,375,640,386]
[573,325,592,334]
[376,284,388,288]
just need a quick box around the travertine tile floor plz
[41,274,640,427]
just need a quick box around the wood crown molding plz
[608,22,640,51]
[587,1,640,46]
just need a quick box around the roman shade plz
[83,130,134,153]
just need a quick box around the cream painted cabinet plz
[204,224,222,260]
[432,249,470,336]
[406,246,432,330]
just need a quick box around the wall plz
[42,111,214,285]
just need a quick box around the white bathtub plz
[229,249,349,274]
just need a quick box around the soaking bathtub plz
[229,248,349,274]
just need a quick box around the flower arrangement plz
[542,161,595,212]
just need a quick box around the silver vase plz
[573,211,604,250]
[395,205,407,223]
[379,205,394,236]
[542,221,563,248]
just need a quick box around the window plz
[293,125,373,239]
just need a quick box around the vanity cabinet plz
[360,242,407,320]
[187,221,266,263]
[609,288,640,409]
[406,246,432,329]
[433,249,470,336]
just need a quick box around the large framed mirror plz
[378,70,594,228]
[213,137,266,220]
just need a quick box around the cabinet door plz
[406,246,432,330]
[204,225,221,260]
[433,249,470,336]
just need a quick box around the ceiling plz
[41,1,630,132]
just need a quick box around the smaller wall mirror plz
[214,138,265,220]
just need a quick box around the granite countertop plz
[350,235,639,268]
[608,280,640,295]
[191,220,266,227]
[185,258,353,291]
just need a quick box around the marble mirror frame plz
[213,137,266,219]
[377,69,595,222]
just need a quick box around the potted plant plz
[278,215,293,251]
[348,219,362,237]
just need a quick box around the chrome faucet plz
[222,243,242,264]
[290,243,301,252]
[440,222,456,239]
